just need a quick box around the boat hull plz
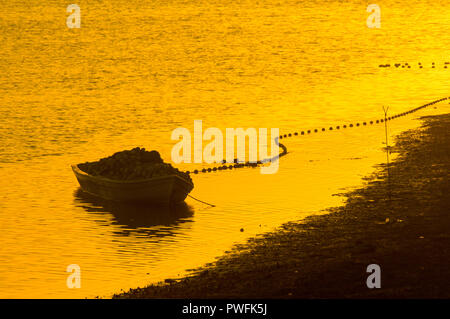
[72,164,193,203]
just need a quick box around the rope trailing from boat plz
[187,96,449,175]
[187,194,216,207]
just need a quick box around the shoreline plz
[115,113,450,298]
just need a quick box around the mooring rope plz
[187,194,216,207]
[186,96,449,175]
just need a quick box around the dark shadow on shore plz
[74,188,195,238]
[115,113,450,299]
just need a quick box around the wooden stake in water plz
[383,106,391,202]
[383,106,390,173]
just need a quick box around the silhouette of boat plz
[72,164,194,203]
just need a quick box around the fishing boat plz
[71,164,194,204]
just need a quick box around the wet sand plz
[115,113,450,299]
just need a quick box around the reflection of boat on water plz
[71,164,194,204]
[74,188,194,237]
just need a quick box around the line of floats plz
[379,62,450,68]
[189,96,449,175]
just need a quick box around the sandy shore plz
[115,113,450,299]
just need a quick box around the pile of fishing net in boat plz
[78,147,192,183]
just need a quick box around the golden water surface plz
[0,0,449,298]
